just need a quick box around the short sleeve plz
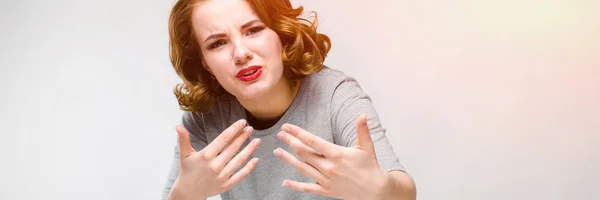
[161,112,209,200]
[330,79,405,172]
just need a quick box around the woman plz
[162,0,416,199]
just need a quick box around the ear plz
[201,59,209,71]
[201,59,214,75]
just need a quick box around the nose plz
[233,40,253,65]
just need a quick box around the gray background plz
[1,0,599,199]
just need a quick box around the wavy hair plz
[168,0,331,112]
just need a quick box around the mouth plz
[236,65,263,82]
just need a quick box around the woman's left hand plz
[273,114,391,200]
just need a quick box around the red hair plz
[168,0,331,112]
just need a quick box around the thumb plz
[355,113,375,152]
[176,125,196,160]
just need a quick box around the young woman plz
[162,0,416,199]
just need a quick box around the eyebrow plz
[203,19,262,43]
[241,19,261,30]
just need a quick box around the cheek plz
[264,39,284,79]
[202,53,230,75]
[264,33,283,61]
[271,34,283,55]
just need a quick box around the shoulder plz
[183,94,243,134]
[180,96,226,133]
[299,66,371,119]
[303,66,363,97]
[181,111,205,133]
[305,66,367,102]
[306,66,357,86]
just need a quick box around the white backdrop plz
[1,0,599,200]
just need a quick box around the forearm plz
[382,171,417,200]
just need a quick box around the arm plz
[163,113,261,200]
[382,171,417,200]
[331,79,416,199]
[273,76,416,199]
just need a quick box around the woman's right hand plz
[167,119,261,200]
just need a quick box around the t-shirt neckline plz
[240,78,309,137]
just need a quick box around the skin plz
[169,120,262,200]
[192,0,298,121]
[274,114,417,200]
[169,0,417,199]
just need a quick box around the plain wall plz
[1,0,598,199]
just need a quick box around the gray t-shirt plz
[161,66,404,200]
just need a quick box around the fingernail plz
[246,126,253,134]
[277,131,285,139]
[252,158,259,164]
[282,180,290,187]
[239,119,247,126]
[281,124,290,133]
[253,138,260,146]
[273,149,281,156]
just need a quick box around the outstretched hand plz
[274,114,391,200]
[168,119,261,200]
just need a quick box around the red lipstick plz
[236,65,262,82]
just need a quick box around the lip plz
[236,65,263,82]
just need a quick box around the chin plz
[232,81,273,100]
[227,69,284,100]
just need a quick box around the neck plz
[237,77,301,121]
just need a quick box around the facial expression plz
[192,0,285,100]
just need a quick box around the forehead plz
[192,0,258,36]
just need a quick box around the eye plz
[209,40,227,49]
[246,26,265,36]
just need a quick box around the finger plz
[222,126,251,151]
[273,148,328,183]
[176,125,196,160]
[213,126,254,168]
[220,138,261,177]
[282,180,327,196]
[224,157,260,189]
[355,113,375,152]
[203,119,248,158]
[277,131,325,165]
[281,124,340,158]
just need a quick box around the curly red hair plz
[168,0,331,112]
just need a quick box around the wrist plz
[380,170,417,200]
[377,171,395,200]
[168,178,207,200]
[360,169,392,200]
[380,172,396,200]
